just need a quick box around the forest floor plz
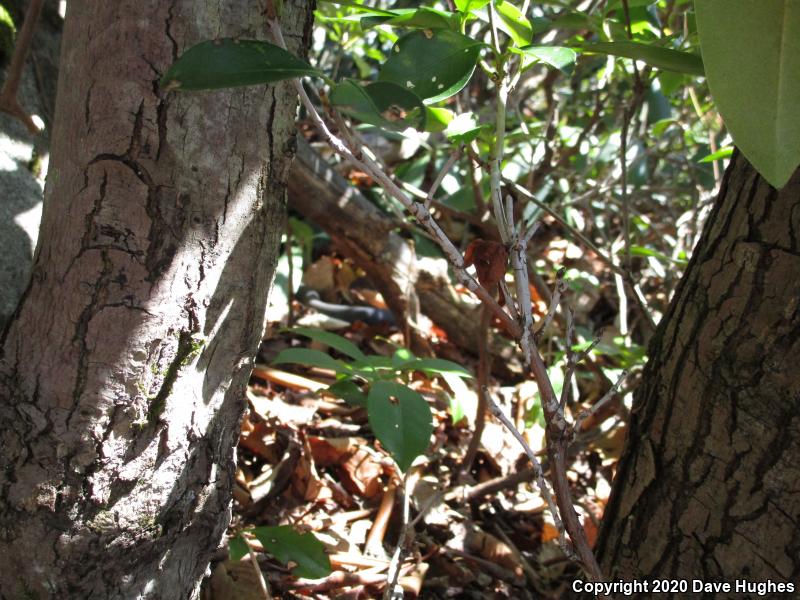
[201,232,643,600]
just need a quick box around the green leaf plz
[581,41,704,76]
[425,107,455,132]
[455,0,490,12]
[367,382,433,471]
[605,0,657,11]
[327,380,367,406]
[629,245,688,265]
[392,348,416,367]
[398,358,473,378]
[161,39,319,91]
[228,535,249,562]
[272,348,350,374]
[698,146,733,163]
[445,112,489,143]
[516,45,577,73]
[289,327,366,361]
[379,29,484,104]
[440,371,470,425]
[317,0,396,16]
[494,1,533,46]
[696,1,800,188]
[251,526,331,579]
[361,7,460,30]
[330,80,426,131]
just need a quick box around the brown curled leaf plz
[464,239,508,291]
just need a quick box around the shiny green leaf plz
[379,29,484,104]
[272,348,350,374]
[330,80,426,131]
[228,535,249,562]
[445,112,488,143]
[327,380,367,406]
[517,45,577,73]
[455,0,490,12]
[161,39,319,91]
[397,358,473,378]
[494,1,533,46]
[696,0,800,188]
[425,107,455,132]
[581,41,704,76]
[698,146,733,163]
[251,526,331,579]
[289,327,366,361]
[368,382,433,471]
[361,7,459,30]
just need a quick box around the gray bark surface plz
[594,152,800,594]
[0,1,313,598]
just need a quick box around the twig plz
[366,482,396,556]
[534,268,566,336]
[573,369,629,437]
[425,148,462,209]
[383,472,412,600]
[0,0,44,134]
[484,389,572,558]
[243,535,273,600]
[459,307,491,475]
[503,176,656,332]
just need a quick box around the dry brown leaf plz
[201,560,264,600]
[465,530,522,577]
[464,239,508,293]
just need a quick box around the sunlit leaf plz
[698,146,733,163]
[696,0,800,188]
[379,29,484,104]
[425,107,455,132]
[581,41,704,76]
[445,112,489,143]
[455,0,490,12]
[398,358,473,378]
[228,535,249,562]
[494,1,533,46]
[161,39,319,91]
[289,327,366,361]
[251,526,331,579]
[361,7,459,30]
[272,348,350,374]
[368,382,433,471]
[516,45,577,73]
[330,80,426,130]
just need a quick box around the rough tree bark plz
[0,1,313,598]
[594,151,800,593]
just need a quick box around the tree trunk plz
[0,1,313,598]
[594,151,800,593]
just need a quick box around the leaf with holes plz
[368,382,433,471]
[161,39,320,91]
[379,29,484,104]
[330,80,426,131]
[581,41,704,76]
[697,0,800,188]
[251,526,331,579]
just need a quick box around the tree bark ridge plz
[0,2,313,597]
[594,151,800,593]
